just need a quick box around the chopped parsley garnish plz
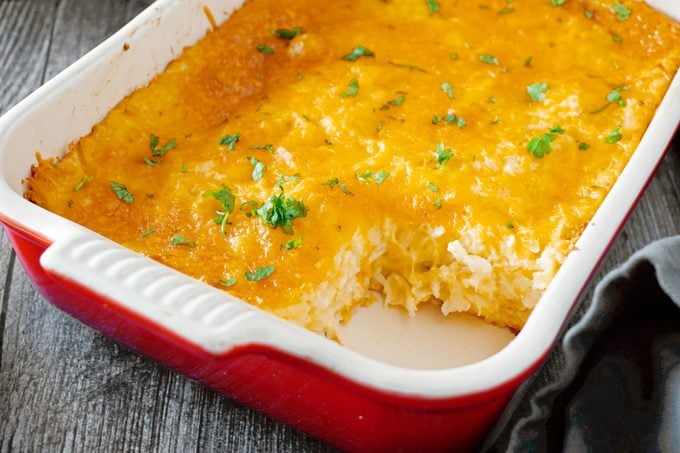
[271,26,303,39]
[611,33,623,43]
[527,125,565,158]
[256,191,308,234]
[579,142,590,150]
[388,96,406,106]
[220,133,241,151]
[432,113,457,125]
[450,53,459,60]
[427,182,440,192]
[110,181,134,203]
[500,6,514,14]
[487,97,497,104]
[219,277,237,287]
[527,82,549,102]
[433,198,442,209]
[524,56,533,67]
[387,61,428,73]
[605,127,623,144]
[67,199,74,208]
[343,45,375,62]
[204,185,236,234]
[426,0,440,14]
[245,266,275,282]
[150,135,177,157]
[181,164,188,173]
[479,54,500,65]
[435,143,453,167]
[143,157,159,167]
[355,171,390,185]
[256,44,275,54]
[505,221,515,229]
[551,0,566,6]
[612,1,631,20]
[457,117,466,129]
[250,144,274,152]
[74,175,93,192]
[141,228,156,237]
[585,9,594,19]
[171,235,196,248]
[341,79,359,98]
[440,82,454,99]
[276,174,301,188]
[248,157,266,181]
[607,86,628,106]
[323,178,354,196]
[373,170,390,185]
[281,238,303,251]
[591,86,628,114]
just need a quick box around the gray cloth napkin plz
[483,236,680,452]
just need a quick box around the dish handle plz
[38,231,261,355]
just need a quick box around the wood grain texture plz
[0,0,678,451]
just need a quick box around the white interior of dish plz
[0,0,678,395]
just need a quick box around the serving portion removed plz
[26,0,680,338]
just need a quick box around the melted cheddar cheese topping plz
[27,0,680,335]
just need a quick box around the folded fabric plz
[484,236,680,452]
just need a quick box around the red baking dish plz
[1,1,679,451]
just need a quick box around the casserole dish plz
[0,0,678,451]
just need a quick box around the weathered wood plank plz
[0,0,678,451]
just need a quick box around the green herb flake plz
[170,235,196,248]
[551,0,566,6]
[579,142,590,150]
[611,33,623,43]
[432,113,457,125]
[220,133,241,151]
[204,185,236,234]
[373,170,390,185]
[323,178,354,196]
[74,175,94,192]
[500,6,514,14]
[181,164,188,173]
[527,125,565,158]
[248,157,267,181]
[440,82,454,99]
[275,174,302,188]
[143,157,159,167]
[142,228,156,237]
[245,265,275,282]
[606,86,628,106]
[256,191,308,234]
[271,26,303,39]
[450,52,459,60]
[585,9,594,19]
[457,117,466,129]
[426,0,440,14]
[341,79,359,98]
[527,82,549,102]
[67,199,74,208]
[604,127,623,144]
[612,1,631,20]
[427,182,440,193]
[355,171,374,183]
[250,144,274,152]
[281,238,303,251]
[219,277,237,287]
[479,54,500,65]
[435,143,453,167]
[524,56,533,67]
[433,198,443,209]
[388,96,406,106]
[487,97,497,104]
[505,221,515,229]
[343,45,375,62]
[256,44,275,54]
[110,181,134,203]
[149,135,177,157]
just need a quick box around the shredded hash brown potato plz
[27,0,680,335]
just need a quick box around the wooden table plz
[1,1,678,451]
